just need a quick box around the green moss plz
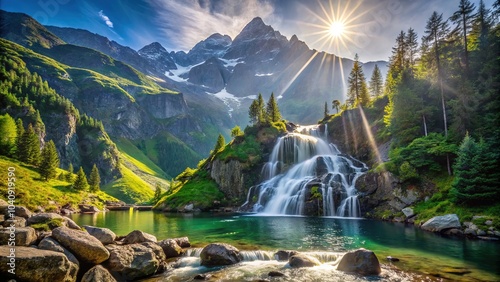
[29,218,64,231]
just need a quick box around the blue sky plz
[1,0,495,62]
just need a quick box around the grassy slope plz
[0,156,117,210]
[101,165,155,204]
[114,138,169,179]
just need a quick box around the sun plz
[329,21,345,38]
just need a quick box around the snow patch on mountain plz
[209,88,256,117]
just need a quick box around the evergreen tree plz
[369,65,383,98]
[39,140,59,180]
[15,118,24,156]
[266,92,281,123]
[324,101,329,118]
[212,134,225,154]
[332,99,341,114]
[88,164,101,192]
[450,0,476,71]
[73,167,89,191]
[154,183,162,203]
[347,54,369,107]
[230,125,243,137]
[65,163,74,182]
[257,93,267,124]
[248,94,267,125]
[19,123,40,165]
[0,113,18,156]
[451,135,500,205]
[405,28,419,69]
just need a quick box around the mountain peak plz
[139,42,167,53]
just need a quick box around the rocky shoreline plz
[0,204,384,282]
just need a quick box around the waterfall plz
[247,125,367,217]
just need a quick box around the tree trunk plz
[423,115,428,136]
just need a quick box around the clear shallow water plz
[71,211,500,281]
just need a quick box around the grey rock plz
[463,221,472,228]
[79,205,100,213]
[4,206,32,218]
[274,250,299,261]
[210,159,247,201]
[141,242,168,274]
[52,226,110,264]
[0,226,37,246]
[173,236,191,248]
[200,243,242,266]
[337,248,381,276]
[495,231,500,237]
[0,246,77,281]
[38,237,79,276]
[477,229,487,236]
[485,220,493,226]
[27,212,63,225]
[2,216,26,227]
[464,228,477,236]
[82,265,117,282]
[84,225,117,244]
[158,239,183,258]
[443,228,464,236]
[63,217,81,230]
[288,254,321,268]
[269,271,286,277]
[402,207,415,218]
[421,214,461,232]
[123,230,157,244]
[105,243,159,280]
[472,215,486,220]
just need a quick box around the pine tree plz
[266,92,281,123]
[154,183,162,203]
[257,93,267,124]
[212,134,225,155]
[450,0,476,71]
[65,163,74,182]
[39,140,59,180]
[347,54,369,107]
[231,126,243,137]
[332,99,341,114]
[19,123,40,165]
[0,113,18,156]
[88,164,101,192]
[73,167,89,191]
[324,101,329,118]
[405,28,419,69]
[15,118,24,156]
[369,65,383,98]
[249,99,260,124]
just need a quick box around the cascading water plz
[243,125,367,217]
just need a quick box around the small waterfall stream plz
[243,125,367,217]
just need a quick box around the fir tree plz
[347,54,369,107]
[324,101,329,118]
[369,65,384,98]
[15,118,24,156]
[257,93,267,124]
[154,183,162,203]
[88,164,101,192]
[0,113,18,156]
[19,123,40,165]
[405,28,419,69]
[450,0,476,71]
[73,167,89,191]
[39,140,59,180]
[266,92,281,123]
[65,163,74,182]
[231,125,243,137]
[212,134,225,155]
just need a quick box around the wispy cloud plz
[151,0,275,51]
[98,10,114,28]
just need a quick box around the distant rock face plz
[136,92,189,119]
[337,248,381,276]
[210,159,246,200]
[184,33,232,65]
[421,214,461,232]
[138,41,177,71]
[200,243,242,266]
[188,57,230,92]
[0,246,77,282]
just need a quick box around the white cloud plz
[98,10,114,28]
[151,0,275,51]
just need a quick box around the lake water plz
[71,210,500,281]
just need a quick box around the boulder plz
[200,243,242,266]
[485,220,493,226]
[4,206,32,218]
[142,242,168,273]
[82,265,117,282]
[84,225,117,244]
[269,271,286,277]
[402,207,415,218]
[443,228,464,236]
[0,226,37,246]
[158,238,184,257]
[38,237,79,276]
[421,214,461,232]
[52,226,110,264]
[464,228,477,236]
[27,212,63,225]
[123,230,157,244]
[79,204,100,213]
[63,217,81,230]
[2,216,26,227]
[105,243,159,280]
[274,250,299,261]
[0,246,77,281]
[173,236,191,248]
[337,248,381,276]
[288,254,321,268]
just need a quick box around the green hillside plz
[0,156,117,211]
